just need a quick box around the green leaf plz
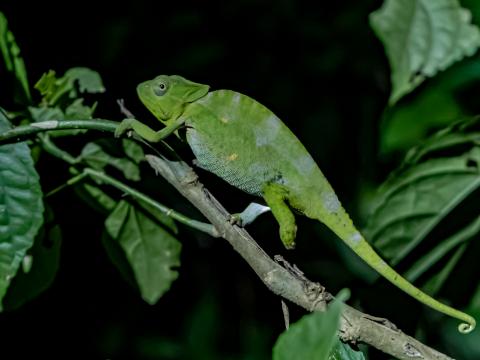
[328,342,366,360]
[104,200,181,304]
[101,230,137,290]
[79,182,117,213]
[34,67,104,106]
[34,70,59,104]
[80,142,141,181]
[64,67,105,94]
[122,139,145,164]
[401,118,480,168]
[370,0,480,104]
[0,12,31,102]
[29,105,64,122]
[272,293,346,360]
[0,110,44,309]
[364,146,480,265]
[404,215,480,283]
[381,60,480,154]
[421,242,467,295]
[30,68,101,137]
[380,87,461,154]
[65,98,96,119]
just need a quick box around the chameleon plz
[115,74,476,333]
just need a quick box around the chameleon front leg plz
[262,183,297,249]
[114,117,185,143]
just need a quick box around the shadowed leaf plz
[329,342,366,360]
[80,142,141,181]
[0,12,30,103]
[0,109,44,309]
[370,0,480,104]
[273,291,347,360]
[365,146,480,264]
[104,200,181,304]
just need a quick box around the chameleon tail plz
[348,237,475,334]
[316,205,476,333]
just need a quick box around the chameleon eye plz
[154,83,167,96]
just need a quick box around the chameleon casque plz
[115,75,475,333]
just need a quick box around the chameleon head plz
[137,75,210,122]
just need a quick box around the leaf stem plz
[39,133,78,164]
[83,168,219,237]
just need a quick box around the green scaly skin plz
[115,75,476,334]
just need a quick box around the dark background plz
[1,0,478,359]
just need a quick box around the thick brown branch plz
[145,154,454,360]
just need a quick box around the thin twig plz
[117,99,135,118]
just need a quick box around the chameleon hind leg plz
[262,183,297,249]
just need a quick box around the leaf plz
[104,200,181,304]
[0,12,31,103]
[80,182,117,213]
[364,146,480,265]
[31,68,101,137]
[64,67,105,94]
[2,218,61,311]
[404,215,480,283]
[29,105,64,122]
[101,230,137,290]
[380,87,461,154]
[80,142,141,181]
[122,139,145,164]
[34,70,59,104]
[65,98,96,119]
[421,242,467,295]
[370,0,480,104]
[272,291,347,360]
[401,118,480,168]
[381,60,480,154]
[0,110,44,309]
[328,342,366,360]
[34,67,104,106]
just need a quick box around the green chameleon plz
[115,75,475,333]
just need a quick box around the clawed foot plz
[228,203,271,228]
[114,118,136,138]
[280,224,297,250]
[228,213,244,226]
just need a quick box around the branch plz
[145,154,454,360]
[0,119,117,145]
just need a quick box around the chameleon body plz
[115,75,475,333]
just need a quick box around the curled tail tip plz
[458,318,476,334]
